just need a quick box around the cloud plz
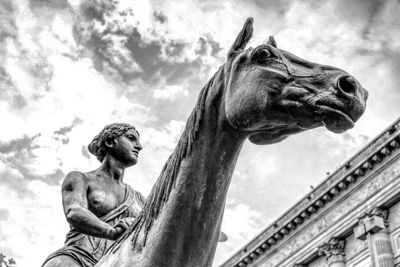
[223,201,266,241]
[0,0,17,39]
[0,0,74,106]
[0,134,40,154]
[0,177,67,267]
[153,85,188,100]
[0,161,30,197]
[29,0,69,9]
[0,209,10,221]
[53,117,83,143]
[69,0,230,93]
[214,200,270,266]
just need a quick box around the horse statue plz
[96,18,368,267]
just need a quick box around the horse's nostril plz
[337,76,357,95]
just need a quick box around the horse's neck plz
[140,67,245,266]
[141,105,245,266]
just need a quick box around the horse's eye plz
[257,48,271,62]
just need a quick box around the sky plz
[0,0,399,266]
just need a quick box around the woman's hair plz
[88,123,137,162]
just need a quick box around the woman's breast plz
[87,189,119,217]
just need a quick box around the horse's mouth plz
[318,104,355,133]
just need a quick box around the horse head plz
[224,18,368,144]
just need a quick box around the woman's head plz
[88,123,140,163]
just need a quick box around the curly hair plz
[88,123,137,162]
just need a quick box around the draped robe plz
[42,185,145,267]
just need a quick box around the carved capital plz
[318,237,346,263]
[358,207,389,225]
[355,207,389,240]
[369,207,389,225]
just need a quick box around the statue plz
[42,123,146,267]
[43,16,368,267]
[94,18,368,267]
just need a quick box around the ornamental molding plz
[220,117,400,267]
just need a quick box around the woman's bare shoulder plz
[62,171,91,188]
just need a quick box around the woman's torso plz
[84,171,142,218]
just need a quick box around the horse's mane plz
[109,72,217,253]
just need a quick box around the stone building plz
[220,118,400,267]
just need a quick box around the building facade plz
[220,118,400,267]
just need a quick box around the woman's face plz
[110,129,142,167]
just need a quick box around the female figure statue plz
[42,123,146,267]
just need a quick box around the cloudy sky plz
[0,0,399,266]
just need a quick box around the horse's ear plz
[227,17,254,59]
[267,36,277,48]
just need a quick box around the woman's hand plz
[109,217,136,240]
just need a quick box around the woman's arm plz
[61,171,125,240]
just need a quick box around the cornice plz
[220,117,400,267]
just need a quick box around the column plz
[354,207,394,267]
[318,237,346,267]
